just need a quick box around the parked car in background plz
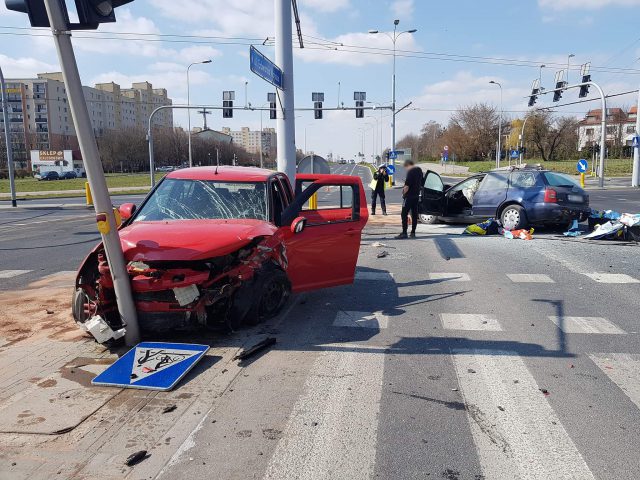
[419,166,590,230]
[36,171,60,181]
[60,171,78,180]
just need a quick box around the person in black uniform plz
[371,165,389,215]
[396,159,423,239]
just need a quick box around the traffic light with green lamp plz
[5,0,134,29]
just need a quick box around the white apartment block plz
[0,72,172,168]
[578,107,638,152]
[220,126,277,155]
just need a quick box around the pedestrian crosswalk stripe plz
[264,344,384,479]
[590,354,640,409]
[507,274,555,283]
[429,272,471,282]
[452,350,595,480]
[583,273,640,284]
[440,314,502,331]
[355,271,394,281]
[549,316,626,334]
[0,270,32,279]
[333,311,388,329]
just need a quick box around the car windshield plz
[134,178,268,222]
[543,172,580,188]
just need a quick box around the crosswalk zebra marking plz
[0,270,32,279]
[583,273,639,284]
[263,343,384,479]
[428,272,471,282]
[440,314,502,332]
[590,353,640,409]
[507,274,555,283]
[452,349,595,480]
[549,316,626,335]
[333,311,388,329]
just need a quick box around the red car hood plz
[118,219,278,262]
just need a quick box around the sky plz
[1,0,640,160]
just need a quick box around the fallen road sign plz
[92,342,209,391]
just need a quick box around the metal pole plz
[147,124,155,187]
[260,108,264,169]
[391,26,397,185]
[593,82,607,188]
[632,86,640,187]
[43,0,139,344]
[0,66,17,207]
[275,0,297,182]
[519,115,529,167]
[187,63,193,168]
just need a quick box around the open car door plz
[280,174,368,293]
[419,170,446,216]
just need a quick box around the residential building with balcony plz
[578,107,638,153]
[220,126,277,155]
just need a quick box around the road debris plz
[563,219,582,237]
[371,242,388,248]
[162,405,177,414]
[540,388,550,396]
[234,337,277,361]
[497,405,505,412]
[463,218,500,236]
[377,251,389,258]
[125,450,148,467]
[502,228,534,240]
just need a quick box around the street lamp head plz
[202,59,212,64]
[368,29,379,34]
[407,29,417,33]
[394,19,400,26]
[569,53,575,58]
[540,64,546,68]
[489,80,496,84]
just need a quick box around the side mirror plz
[119,203,137,221]
[291,216,307,234]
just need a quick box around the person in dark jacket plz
[396,159,423,239]
[371,166,389,215]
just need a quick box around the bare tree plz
[528,111,578,161]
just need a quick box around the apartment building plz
[578,106,638,152]
[0,73,173,168]
[220,127,277,155]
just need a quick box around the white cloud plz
[0,54,59,78]
[539,0,640,9]
[297,31,418,66]
[390,0,414,17]
[304,0,350,12]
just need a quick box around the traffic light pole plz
[0,66,17,207]
[275,0,297,182]
[43,0,140,345]
[632,86,640,188]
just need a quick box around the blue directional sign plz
[577,159,588,173]
[389,151,398,160]
[511,150,519,159]
[250,46,284,90]
[633,136,640,148]
[92,342,209,391]
[386,164,396,175]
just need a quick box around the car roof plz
[167,166,276,182]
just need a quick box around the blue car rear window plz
[543,172,580,187]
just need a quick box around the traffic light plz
[312,92,324,120]
[268,92,276,120]
[553,70,566,102]
[6,0,133,29]
[223,91,234,118]
[354,91,366,119]
[528,79,540,107]
[578,63,592,98]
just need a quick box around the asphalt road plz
[1,166,640,479]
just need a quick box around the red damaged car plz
[72,167,368,340]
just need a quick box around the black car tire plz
[500,205,528,230]
[244,266,291,326]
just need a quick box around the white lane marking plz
[263,344,384,480]
[583,273,640,284]
[355,271,394,281]
[0,270,32,279]
[549,316,626,334]
[441,313,502,331]
[333,311,388,329]
[590,353,640,409]
[429,272,471,282]
[452,350,595,480]
[507,274,555,283]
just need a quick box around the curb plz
[0,203,91,211]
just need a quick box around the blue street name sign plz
[92,342,209,391]
[386,164,396,175]
[577,159,588,173]
[250,46,284,90]
[389,151,398,160]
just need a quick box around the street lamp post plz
[186,59,212,168]
[0,65,17,207]
[489,80,503,168]
[567,54,575,84]
[369,20,417,184]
